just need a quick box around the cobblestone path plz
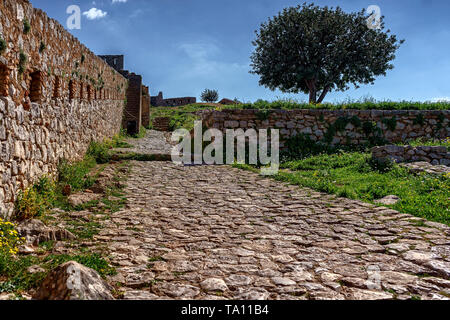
[98,158,450,300]
[115,130,173,156]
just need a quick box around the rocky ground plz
[98,160,449,300]
[7,130,449,300]
[401,162,450,176]
[97,131,450,300]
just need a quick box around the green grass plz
[230,99,450,111]
[14,134,132,219]
[65,220,102,239]
[127,126,147,139]
[397,137,450,149]
[111,152,172,162]
[0,251,116,294]
[236,152,450,225]
[151,99,450,113]
[42,253,116,277]
[149,107,204,132]
[5,138,130,296]
[58,157,97,191]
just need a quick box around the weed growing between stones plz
[38,41,46,53]
[18,51,27,75]
[0,37,7,55]
[280,133,368,162]
[14,177,57,221]
[14,134,129,220]
[3,147,131,297]
[23,18,31,34]
[397,137,450,149]
[130,126,147,139]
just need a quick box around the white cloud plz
[178,42,220,61]
[83,8,107,20]
[431,97,450,102]
[112,0,128,3]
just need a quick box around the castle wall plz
[0,0,128,217]
[141,85,150,128]
[151,91,196,107]
[122,73,142,135]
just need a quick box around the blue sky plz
[32,0,450,103]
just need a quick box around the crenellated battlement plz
[0,0,127,107]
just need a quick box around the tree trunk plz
[305,79,317,104]
[317,86,329,104]
[309,89,317,104]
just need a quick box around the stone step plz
[152,117,171,131]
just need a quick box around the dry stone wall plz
[201,109,450,148]
[0,0,128,217]
[371,145,450,166]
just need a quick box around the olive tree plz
[201,89,219,103]
[250,3,404,104]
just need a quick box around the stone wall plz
[201,109,450,147]
[0,0,128,217]
[100,55,148,135]
[151,91,196,107]
[141,85,150,128]
[121,73,142,135]
[371,145,450,166]
[98,55,124,73]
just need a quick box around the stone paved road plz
[115,130,173,155]
[97,160,450,300]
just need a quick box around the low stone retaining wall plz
[371,145,450,166]
[201,109,450,147]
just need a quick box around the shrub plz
[0,219,24,257]
[0,37,7,55]
[57,158,96,191]
[14,176,56,221]
[131,126,146,139]
[201,89,219,103]
[18,51,27,74]
[413,114,425,126]
[281,134,334,161]
[382,116,397,131]
[39,41,46,53]
[23,18,31,34]
[367,156,394,173]
[86,141,111,164]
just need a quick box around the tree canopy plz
[250,3,404,104]
[201,89,219,103]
